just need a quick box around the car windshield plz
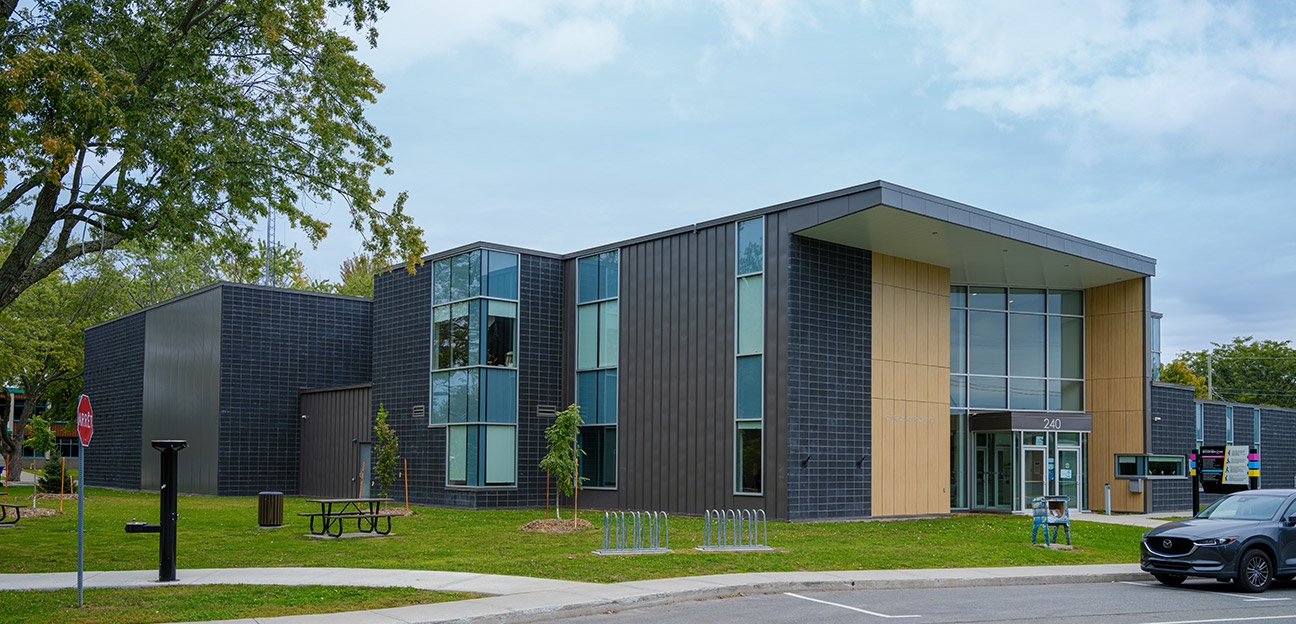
[1198,494,1284,521]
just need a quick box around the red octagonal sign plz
[77,394,93,447]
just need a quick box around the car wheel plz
[1235,549,1274,593]
[1154,573,1186,586]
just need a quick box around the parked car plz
[1141,488,1296,592]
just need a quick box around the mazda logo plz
[1163,539,1173,549]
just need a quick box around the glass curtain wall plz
[430,249,520,487]
[576,251,618,488]
[735,218,764,494]
[951,286,1085,509]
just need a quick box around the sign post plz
[76,394,92,607]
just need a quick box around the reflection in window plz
[735,217,764,495]
[430,249,521,486]
[952,286,1085,412]
[576,250,619,489]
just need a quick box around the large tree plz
[0,263,119,480]
[1178,337,1296,409]
[0,0,424,314]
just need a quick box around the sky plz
[286,0,1296,360]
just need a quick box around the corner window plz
[430,249,520,487]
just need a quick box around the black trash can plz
[258,491,284,527]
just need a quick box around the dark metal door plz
[299,384,371,498]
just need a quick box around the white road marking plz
[1142,616,1296,624]
[783,592,921,618]
[1121,581,1291,602]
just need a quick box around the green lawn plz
[0,486,1144,583]
[0,585,476,624]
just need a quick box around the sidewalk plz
[0,514,1167,623]
[1,563,1154,624]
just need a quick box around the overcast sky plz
[288,0,1296,360]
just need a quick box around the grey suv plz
[1141,488,1296,592]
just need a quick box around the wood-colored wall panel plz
[871,254,952,517]
[1085,278,1148,513]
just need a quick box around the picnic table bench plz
[1,503,21,525]
[299,498,394,537]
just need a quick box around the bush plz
[36,448,74,494]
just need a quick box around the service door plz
[299,384,372,498]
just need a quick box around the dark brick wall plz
[1260,407,1296,490]
[373,254,563,508]
[786,236,871,519]
[371,265,434,503]
[82,313,146,489]
[1148,383,1195,512]
[217,286,371,495]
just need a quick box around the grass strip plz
[0,584,478,624]
[0,486,1144,583]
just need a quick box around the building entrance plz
[968,412,1091,512]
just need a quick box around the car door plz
[1280,496,1296,571]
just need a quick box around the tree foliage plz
[1159,359,1207,398]
[0,0,425,315]
[36,446,73,493]
[1178,337,1296,408]
[539,404,585,520]
[371,402,398,498]
[0,255,118,480]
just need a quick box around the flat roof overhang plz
[793,183,1155,289]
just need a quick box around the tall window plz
[735,218,764,494]
[950,286,1084,413]
[950,286,1083,509]
[1150,312,1163,381]
[576,251,618,488]
[430,249,519,487]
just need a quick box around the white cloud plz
[711,0,803,45]
[514,17,626,74]
[911,0,1296,160]
[357,1,634,75]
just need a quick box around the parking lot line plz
[783,592,921,619]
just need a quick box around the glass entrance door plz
[1023,446,1047,504]
[1056,447,1082,508]
[974,432,1015,510]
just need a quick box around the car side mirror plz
[1287,514,1296,526]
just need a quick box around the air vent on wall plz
[537,405,556,420]
[412,405,425,419]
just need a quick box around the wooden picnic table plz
[0,503,20,525]
[299,498,394,537]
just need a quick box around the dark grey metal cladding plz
[142,287,221,495]
[786,236,871,520]
[82,312,146,490]
[597,222,748,516]
[217,286,372,496]
[299,384,373,498]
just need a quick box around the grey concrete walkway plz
[0,514,1168,624]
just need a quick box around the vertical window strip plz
[430,249,521,487]
[735,217,764,495]
[576,250,619,489]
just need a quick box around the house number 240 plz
[1042,418,1063,430]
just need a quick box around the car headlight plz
[1193,537,1237,546]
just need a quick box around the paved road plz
[555,578,1296,623]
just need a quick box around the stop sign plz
[77,394,93,447]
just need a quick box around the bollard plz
[1105,483,1111,516]
[125,440,187,582]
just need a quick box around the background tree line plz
[1160,337,1296,409]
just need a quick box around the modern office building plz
[86,180,1284,518]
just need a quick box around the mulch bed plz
[520,518,595,533]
